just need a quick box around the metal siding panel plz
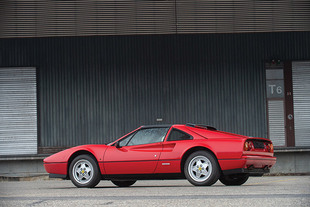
[0,32,309,150]
[1,0,310,38]
[0,0,177,38]
[0,67,37,155]
[177,0,310,34]
[292,61,310,146]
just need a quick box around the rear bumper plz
[219,155,276,176]
[222,167,269,176]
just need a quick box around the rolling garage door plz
[0,67,37,155]
[292,61,310,146]
[267,100,286,146]
[266,66,286,146]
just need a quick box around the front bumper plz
[43,162,67,175]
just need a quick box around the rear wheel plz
[69,154,101,188]
[184,150,220,186]
[219,174,249,186]
[111,180,136,187]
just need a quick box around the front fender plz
[43,145,108,175]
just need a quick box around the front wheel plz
[69,154,101,188]
[219,174,249,186]
[184,151,220,186]
[111,180,136,187]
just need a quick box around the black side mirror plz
[115,141,121,148]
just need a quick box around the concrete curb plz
[0,175,50,181]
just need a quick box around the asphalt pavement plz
[0,176,309,206]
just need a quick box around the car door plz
[155,128,194,174]
[103,127,170,174]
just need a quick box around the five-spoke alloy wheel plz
[184,151,220,186]
[69,155,101,188]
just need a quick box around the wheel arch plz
[67,150,100,178]
[180,146,221,175]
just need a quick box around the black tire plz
[184,150,220,186]
[69,154,101,188]
[219,174,249,186]
[111,180,137,187]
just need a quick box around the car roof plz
[140,124,173,129]
[140,123,217,131]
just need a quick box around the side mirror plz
[115,141,122,148]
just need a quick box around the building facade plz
[0,0,310,175]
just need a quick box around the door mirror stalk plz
[115,141,121,148]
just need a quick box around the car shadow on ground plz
[46,184,237,189]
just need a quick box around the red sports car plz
[44,124,276,188]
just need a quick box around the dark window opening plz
[167,129,193,141]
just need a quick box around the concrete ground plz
[0,176,309,207]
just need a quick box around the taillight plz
[265,143,274,153]
[244,141,254,151]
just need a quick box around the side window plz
[167,129,192,141]
[127,128,169,146]
[118,133,135,147]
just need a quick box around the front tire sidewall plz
[69,154,101,188]
[184,151,220,186]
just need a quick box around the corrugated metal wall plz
[0,32,310,151]
[1,0,310,38]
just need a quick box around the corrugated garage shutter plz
[0,68,37,155]
[292,61,310,147]
[268,100,286,147]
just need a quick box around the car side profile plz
[44,124,276,188]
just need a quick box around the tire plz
[111,180,136,187]
[184,150,220,186]
[219,174,249,186]
[69,154,101,188]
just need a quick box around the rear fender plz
[180,145,219,174]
